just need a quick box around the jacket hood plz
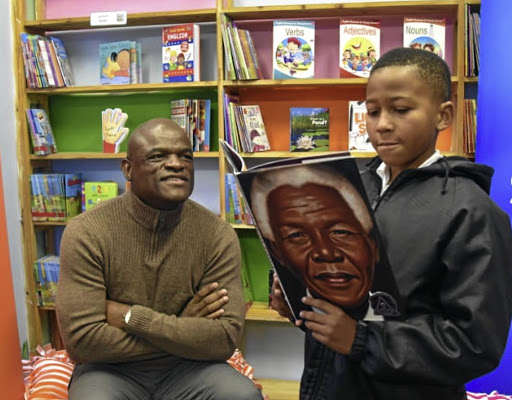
[366,156,495,194]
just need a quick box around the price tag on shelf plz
[90,11,127,27]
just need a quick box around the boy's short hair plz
[370,47,451,102]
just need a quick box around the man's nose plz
[311,234,344,262]
[163,154,184,169]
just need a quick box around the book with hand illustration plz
[220,139,403,323]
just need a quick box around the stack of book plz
[223,94,270,153]
[20,34,73,88]
[465,4,481,77]
[33,255,60,307]
[30,173,82,222]
[463,99,477,154]
[99,40,142,85]
[225,173,254,226]
[221,15,262,80]
[170,99,211,152]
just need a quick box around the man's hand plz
[270,273,294,320]
[299,296,357,355]
[181,282,229,319]
[106,300,132,330]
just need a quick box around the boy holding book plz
[271,47,512,399]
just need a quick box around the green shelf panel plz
[46,90,219,153]
[237,229,272,303]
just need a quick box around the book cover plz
[101,108,129,153]
[99,41,135,85]
[82,182,119,212]
[403,17,446,59]
[33,255,60,307]
[290,107,329,152]
[26,108,58,155]
[49,36,74,86]
[339,20,381,78]
[273,20,315,80]
[240,105,271,153]
[63,173,82,220]
[198,99,211,152]
[220,140,403,323]
[348,101,375,152]
[162,24,200,83]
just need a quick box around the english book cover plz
[162,23,200,83]
[273,20,315,80]
[339,20,381,78]
[403,17,446,59]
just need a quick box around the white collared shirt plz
[376,150,442,195]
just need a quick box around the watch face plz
[124,308,132,324]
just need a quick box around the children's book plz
[49,36,74,86]
[239,105,271,153]
[403,17,446,59]
[81,182,119,212]
[339,20,380,78]
[348,101,375,152]
[290,107,329,152]
[33,255,60,307]
[162,24,200,83]
[101,108,129,153]
[99,41,135,85]
[26,108,58,155]
[220,139,403,323]
[273,20,315,79]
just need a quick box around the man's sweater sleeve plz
[56,218,159,364]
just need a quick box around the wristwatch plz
[123,308,132,325]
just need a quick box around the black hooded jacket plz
[300,156,512,400]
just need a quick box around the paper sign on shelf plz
[90,11,127,27]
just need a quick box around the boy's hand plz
[270,273,294,320]
[181,282,228,319]
[300,296,357,355]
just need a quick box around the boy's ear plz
[436,101,455,132]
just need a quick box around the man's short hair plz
[371,47,452,102]
[250,164,373,242]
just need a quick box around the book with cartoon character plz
[290,107,329,152]
[220,139,404,324]
[162,24,200,83]
[403,17,446,60]
[99,41,136,85]
[339,20,380,78]
[273,20,315,79]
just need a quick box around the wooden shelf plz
[29,151,219,160]
[26,81,218,95]
[223,1,458,20]
[255,378,299,400]
[23,9,217,32]
[246,302,291,323]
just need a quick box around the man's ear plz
[121,158,132,181]
[436,100,455,132]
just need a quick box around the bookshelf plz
[13,0,479,398]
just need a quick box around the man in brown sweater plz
[56,118,262,399]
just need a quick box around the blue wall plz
[469,0,512,394]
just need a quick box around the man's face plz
[365,65,452,179]
[122,126,194,210]
[268,183,376,309]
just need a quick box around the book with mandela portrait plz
[220,139,404,325]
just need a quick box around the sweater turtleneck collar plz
[123,190,184,233]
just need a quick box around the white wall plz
[0,2,28,347]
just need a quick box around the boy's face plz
[365,65,453,178]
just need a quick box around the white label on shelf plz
[90,11,127,26]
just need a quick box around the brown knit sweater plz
[56,191,245,367]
